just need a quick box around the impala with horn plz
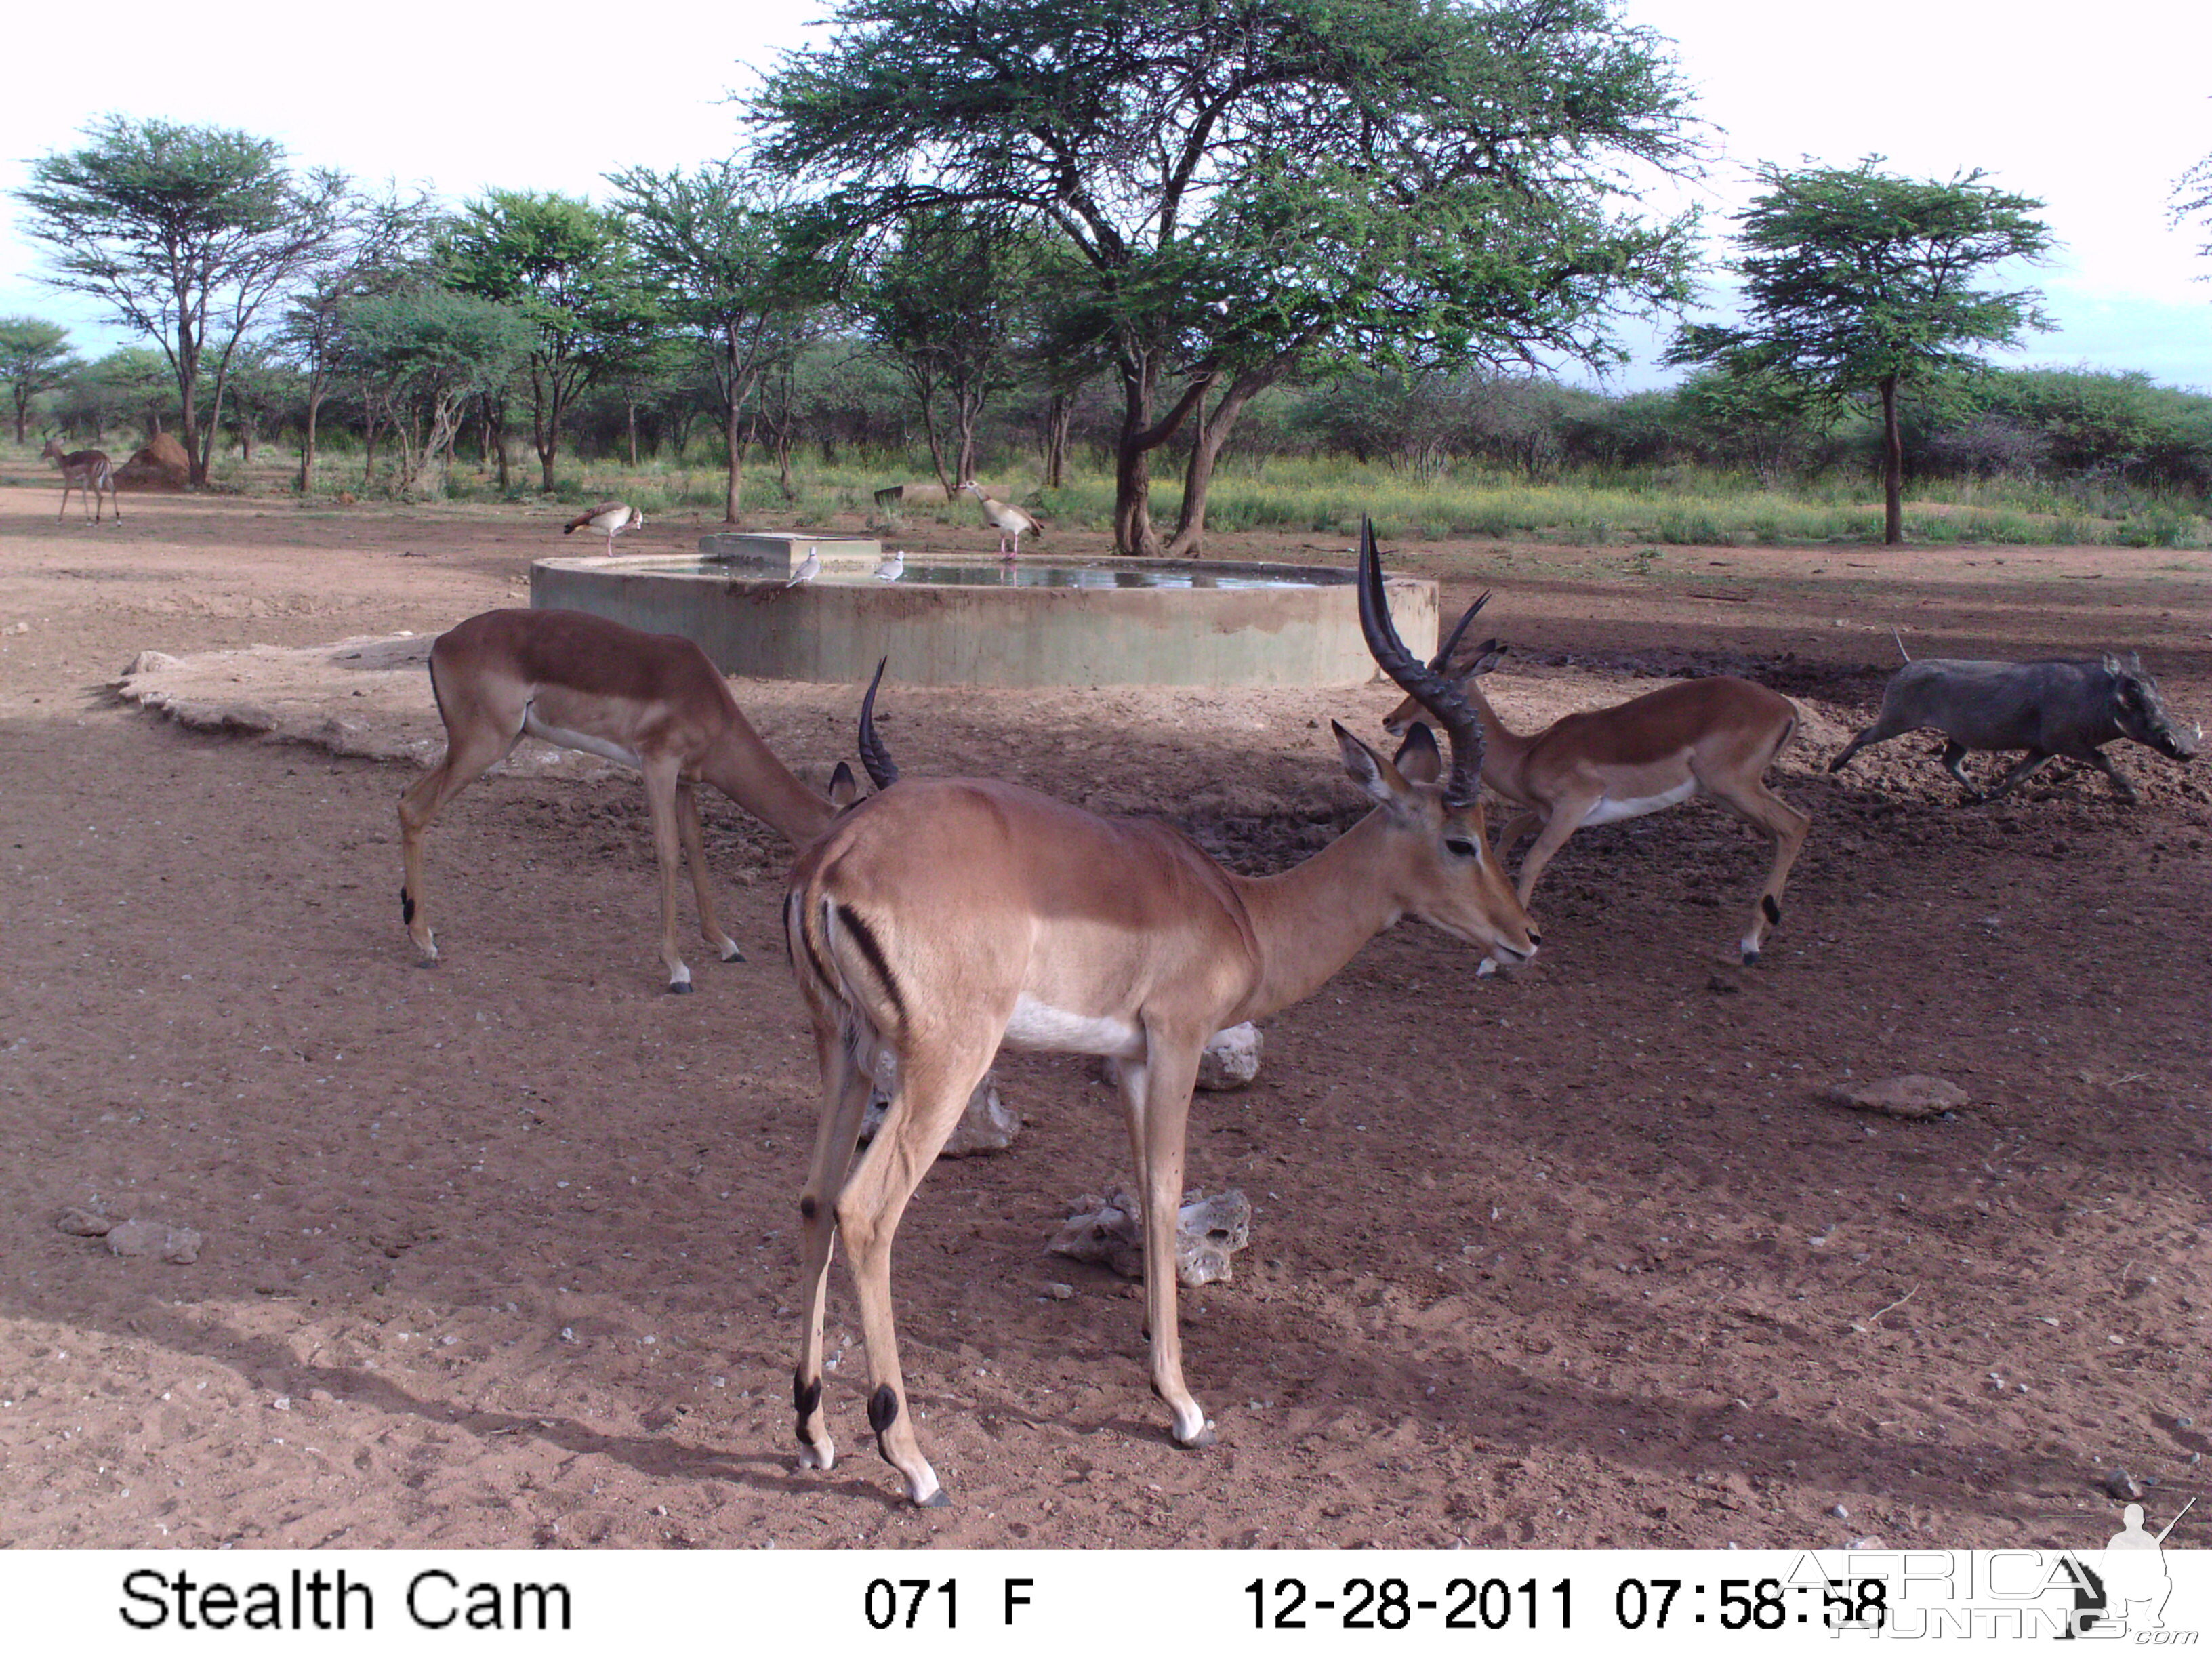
[1384,594,1809,966]
[782,520,1536,1507]
[398,608,854,991]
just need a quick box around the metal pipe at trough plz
[529,547,1437,689]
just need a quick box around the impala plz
[784,521,1537,1507]
[41,438,121,524]
[1383,594,1809,965]
[398,608,852,991]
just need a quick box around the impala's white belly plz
[1002,994,1145,1059]
[1580,779,1698,826]
[523,710,640,768]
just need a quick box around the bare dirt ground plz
[1,481,2207,1553]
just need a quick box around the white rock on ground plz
[859,1056,1021,1158]
[1048,1182,1253,1286]
[102,1220,203,1264]
[1829,1074,1968,1120]
[1196,1023,1263,1091]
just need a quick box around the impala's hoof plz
[1740,947,1761,967]
[1175,1420,1218,1450]
[918,1488,952,1509]
[719,944,746,964]
[667,980,695,996]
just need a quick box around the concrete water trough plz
[529,537,1438,689]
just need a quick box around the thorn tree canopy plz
[1666,157,2053,546]
[605,163,830,522]
[278,185,440,494]
[336,289,533,497]
[752,0,1704,554]
[14,116,348,486]
[856,209,1039,498]
[2173,147,2212,270]
[442,190,655,493]
[0,318,83,445]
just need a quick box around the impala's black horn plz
[1431,590,1491,676]
[857,657,899,790]
[1354,517,1486,806]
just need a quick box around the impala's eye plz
[1444,837,1479,859]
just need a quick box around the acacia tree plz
[856,209,1036,495]
[443,190,649,491]
[278,186,438,493]
[755,0,1700,554]
[0,319,83,445]
[605,163,826,520]
[59,348,173,445]
[337,290,531,497]
[15,117,348,485]
[1667,157,2053,545]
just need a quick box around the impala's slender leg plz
[1510,789,1601,905]
[836,1034,997,1507]
[1111,1057,1154,1332]
[1492,807,1541,857]
[674,778,744,964]
[1704,777,1810,965]
[397,686,526,964]
[640,755,694,991]
[793,1002,875,1477]
[1129,1026,1214,1448]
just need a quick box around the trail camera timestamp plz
[1245,1576,1572,1631]
[1243,1574,1893,1633]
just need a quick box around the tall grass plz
[10,435,2203,549]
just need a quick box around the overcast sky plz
[3,0,2207,392]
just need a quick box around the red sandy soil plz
[1,482,2207,1551]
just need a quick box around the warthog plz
[1829,655,2200,803]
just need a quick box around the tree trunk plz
[199,370,230,484]
[954,386,981,490]
[1880,373,1904,546]
[1044,392,1073,489]
[177,318,207,488]
[530,367,560,492]
[12,392,28,445]
[723,400,745,524]
[626,397,638,468]
[362,409,380,487]
[298,381,325,493]
[1110,348,1212,556]
[912,375,953,497]
[1166,376,1266,556]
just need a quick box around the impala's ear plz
[1392,720,1442,783]
[828,760,860,808]
[1332,719,1410,806]
[1465,640,1508,678]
